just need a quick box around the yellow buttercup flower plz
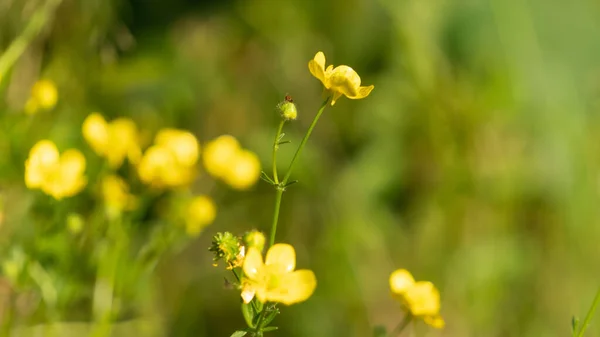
[25,140,87,200]
[308,51,374,105]
[241,243,316,305]
[185,195,216,236]
[25,79,58,114]
[389,269,444,329]
[202,135,241,179]
[202,135,261,190]
[155,129,200,167]
[138,128,199,188]
[101,175,137,219]
[82,113,142,168]
[223,150,261,190]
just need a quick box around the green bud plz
[244,230,265,252]
[277,95,297,120]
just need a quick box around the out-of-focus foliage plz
[1,0,600,336]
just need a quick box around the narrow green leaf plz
[241,303,255,328]
[260,171,275,185]
[230,331,247,337]
[262,306,280,327]
[262,326,278,332]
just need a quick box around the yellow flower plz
[137,128,199,188]
[82,113,142,168]
[223,150,261,190]
[101,175,137,219]
[185,195,216,236]
[202,135,261,189]
[241,244,316,305]
[155,128,200,166]
[202,135,241,179]
[389,269,444,329]
[308,51,374,105]
[25,140,87,199]
[25,80,58,114]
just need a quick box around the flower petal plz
[243,247,264,280]
[424,315,445,329]
[328,65,361,97]
[241,285,256,304]
[404,281,441,316]
[309,52,327,86]
[330,91,343,106]
[348,85,374,100]
[268,269,316,305]
[82,113,109,155]
[389,269,415,295]
[265,244,296,273]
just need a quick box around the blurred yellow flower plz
[82,113,142,169]
[25,79,58,114]
[389,269,444,329]
[202,135,241,179]
[308,51,374,105]
[25,140,87,200]
[185,195,216,236]
[241,243,316,305]
[202,135,261,190]
[102,175,137,219]
[155,129,200,166]
[138,128,199,188]
[223,150,261,190]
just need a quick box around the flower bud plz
[244,230,265,253]
[277,95,297,120]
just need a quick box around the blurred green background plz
[2,0,600,336]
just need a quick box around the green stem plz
[577,286,600,337]
[272,120,285,184]
[267,97,329,249]
[268,189,283,248]
[281,97,330,185]
[389,314,412,337]
[0,0,63,82]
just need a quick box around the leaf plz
[572,316,580,335]
[241,303,255,328]
[262,326,278,332]
[230,331,247,337]
[262,306,280,327]
[260,171,275,185]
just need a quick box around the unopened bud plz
[277,95,297,120]
[244,230,266,252]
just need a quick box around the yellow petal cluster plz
[308,51,374,105]
[25,140,87,199]
[202,135,261,190]
[82,113,142,169]
[25,79,58,114]
[185,195,216,236]
[101,175,137,219]
[389,269,444,328]
[241,244,316,305]
[138,128,199,188]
